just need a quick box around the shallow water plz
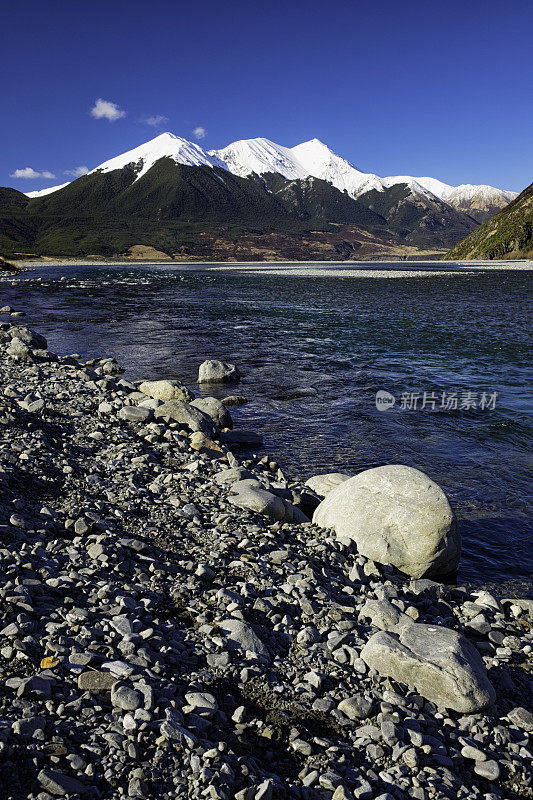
[2,262,532,593]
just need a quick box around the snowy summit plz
[24,132,518,212]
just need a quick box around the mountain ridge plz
[25,132,517,221]
[0,132,520,261]
[444,181,533,260]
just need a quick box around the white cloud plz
[193,126,207,140]
[90,98,126,122]
[64,166,90,177]
[10,167,56,179]
[143,115,169,127]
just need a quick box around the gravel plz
[0,310,530,800]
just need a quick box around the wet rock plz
[220,430,263,447]
[190,396,233,430]
[222,394,247,407]
[198,359,240,384]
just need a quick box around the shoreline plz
[8,258,533,281]
[0,308,531,799]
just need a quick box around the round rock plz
[313,465,460,578]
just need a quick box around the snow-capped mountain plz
[26,133,226,198]
[291,139,384,197]
[383,175,517,214]
[24,131,517,216]
[210,138,308,180]
[210,137,517,213]
[26,181,70,199]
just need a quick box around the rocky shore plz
[0,307,531,800]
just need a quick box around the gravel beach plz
[0,294,531,800]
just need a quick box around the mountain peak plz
[210,138,308,179]
[23,131,518,217]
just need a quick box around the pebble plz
[0,314,529,800]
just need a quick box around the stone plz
[37,769,89,796]
[332,786,354,800]
[361,623,495,713]
[474,760,500,781]
[190,396,233,430]
[138,379,193,402]
[7,337,30,360]
[12,716,46,737]
[77,670,116,692]
[154,399,216,436]
[214,467,255,485]
[160,708,197,747]
[359,598,413,634]
[184,691,218,716]
[305,472,351,497]
[118,405,153,422]
[218,618,270,660]
[461,744,487,761]
[222,394,247,407]
[337,695,373,720]
[189,432,224,455]
[9,325,47,349]
[111,683,144,711]
[228,480,308,523]
[313,465,460,578]
[508,706,533,732]
[198,359,240,384]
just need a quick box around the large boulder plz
[154,400,216,437]
[361,623,495,713]
[312,465,460,579]
[139,380,193,403]
[190,396,233,430]
[198,360,240,384]
[305,472,351,498]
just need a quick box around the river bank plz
[0,309,531,800]
[13,258,533,278]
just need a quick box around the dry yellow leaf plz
[40,656,59,669]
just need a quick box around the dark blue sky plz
[3,0,531,192]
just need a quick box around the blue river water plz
[2,262,531,593]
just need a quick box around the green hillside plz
[358,185,479,249]
[445,182,533,260]
[0,157,491,259]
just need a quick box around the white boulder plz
[312,465,460,578]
